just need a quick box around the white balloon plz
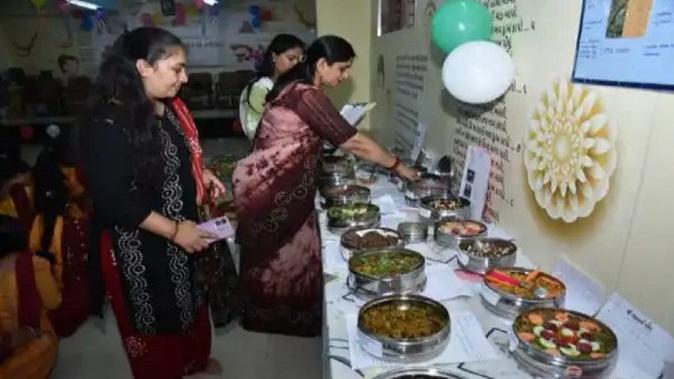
[442,41,515,104]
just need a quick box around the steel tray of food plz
[340,227,403,261]
[457,238,517,274]
[327,203,380,234]
[434,218,487,249]
[481,267,566,319]
[511,307,618,378]
[357,294,450,362]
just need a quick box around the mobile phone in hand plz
[197,216,235,241]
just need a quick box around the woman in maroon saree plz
[233,36,419,336]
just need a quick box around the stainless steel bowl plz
[372,367,466,379]
[480,267,566,319]
[327,203,380,235]
[434,218,487,250]
[348,248,426,299]
[318,172,355,196]
[340,227,403,261]
[358,294,451,362]
[511,308,618,379]
[397,222,429,244]
[457,238,517,274]
[321,184,371,209]
[419,194,470,222]
[320,155,354,177]
[403,174,449,207]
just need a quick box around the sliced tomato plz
[580,332,594,341]
[565,320,580,330]
[528,313,544,325]
[544,321,559,331]
[555,312,570,322]
[577,341,593,353]
[580,321,600,332]
[518,332,536,342]
[541,329,556,340]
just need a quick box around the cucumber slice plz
[591,341,600,352]
[560,346,581,357]
[538,337,557,349]
[561,328,574,337]
[533,325,545,337]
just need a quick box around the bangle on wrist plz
[170,220,180,242]
[387,156,401,172]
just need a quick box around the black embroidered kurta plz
[81,104,202,334]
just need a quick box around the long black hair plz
[266,35,355,102]
[81,27,185,186]
[32,148,67,264]
[244,34,304,107]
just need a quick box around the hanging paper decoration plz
[209,3,222,16]
[186,3,200,17]
[31,0,48,11]
[174,3,187,26]
[249,6,261,29]
[151,12,163,26]
[140,12,154,27]
[525,79,617,223]
[72,9,85,19]
[194,0,205,10]
[95,9,106,21]
[56,0,68,13]
[81,13,95,31]
[19,125,34,141]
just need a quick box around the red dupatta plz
[171,97,206,205]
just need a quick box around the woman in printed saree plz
[0,219,61,379]
[80,27,225,379]
[233,35,420,337]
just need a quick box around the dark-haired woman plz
[239,33,305,141]
[27,147,92,338]
[80,27,225,378]
[233,35,419,336]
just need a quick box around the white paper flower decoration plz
[525,79,617,223]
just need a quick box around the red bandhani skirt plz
[100,232,211,379]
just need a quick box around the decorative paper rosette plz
[524,79,617,223]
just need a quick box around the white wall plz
[317,0,674,333]
[315,0,374,131]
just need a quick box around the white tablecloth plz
[318,178,645,379]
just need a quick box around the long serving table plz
[318,176,544,379]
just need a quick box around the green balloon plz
[431,0,493,54]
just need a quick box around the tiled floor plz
[52,307,322,379]
[53,137,323,379]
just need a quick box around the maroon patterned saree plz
[233,83,356,336]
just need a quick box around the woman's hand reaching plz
[202,169,226,200]
[395,164,421,182]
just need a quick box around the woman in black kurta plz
[80,28,224,379]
